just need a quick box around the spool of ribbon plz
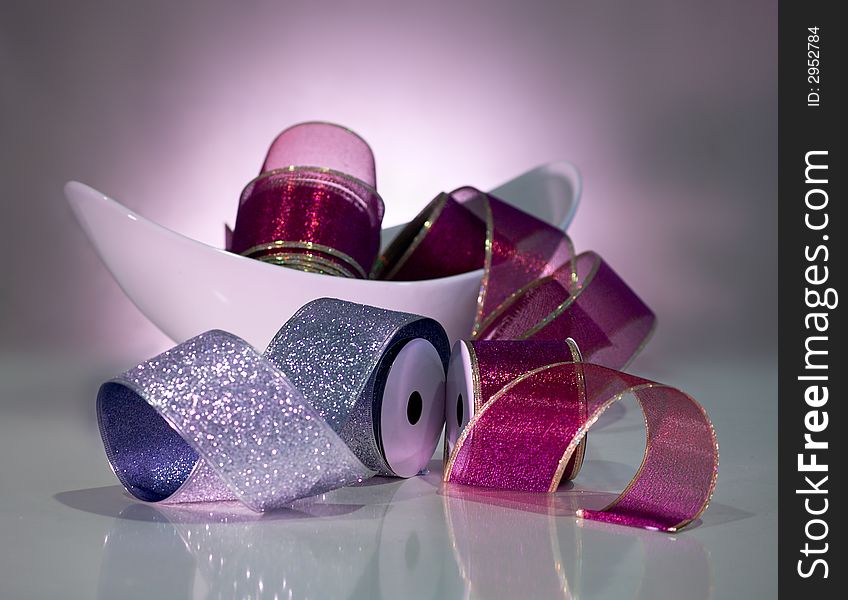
[231,122,384,278]
[97,298,450,510]
[444,340,719,532]
[445,338,588,481]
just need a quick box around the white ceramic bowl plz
[66,162,580,348]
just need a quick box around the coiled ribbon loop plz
[97,299,450,511]
[445,340,718,532]
[376,187,656,369]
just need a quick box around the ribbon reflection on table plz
[97,299,450,510]
[98,474,455,600]
[442,484,713,600]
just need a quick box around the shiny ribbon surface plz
[97,298,449,511]
[445,340,718,532]
[231,122,384,278]
[447,339,589,482]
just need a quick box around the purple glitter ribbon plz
[97,299,449,510]
[444,340,719,532]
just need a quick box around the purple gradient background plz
[0,0,776,365]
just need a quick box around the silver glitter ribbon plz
[97,299,450,511]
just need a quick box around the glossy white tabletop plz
[0,348,776,599]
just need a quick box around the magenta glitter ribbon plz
[445,340,718,532]
[231,122,384,278]
[446,339,589,483]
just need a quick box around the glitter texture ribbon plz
[265,298,449,476]
[444,340,718,532]
[445,339,589,482]
[97,299,449,510]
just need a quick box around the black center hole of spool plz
[407,391,423,425]
[457,394,464,426]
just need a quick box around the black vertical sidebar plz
[779,2,843,597]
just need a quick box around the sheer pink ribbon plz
[444,340,718,532]
[375,188,656,370]
[231,122,384,278]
